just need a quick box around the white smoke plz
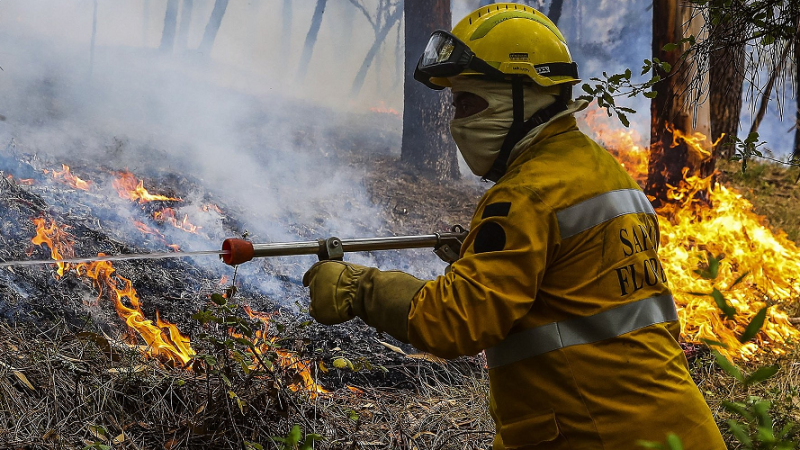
[1,0,794,301]
[0,0,450,297]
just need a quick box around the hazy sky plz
[0,0,794,154]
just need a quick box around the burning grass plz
[0,141,493,449]
[0,319,492,449]
[2,113,800,448]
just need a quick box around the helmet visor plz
[420,32,458,68]
[414,30,506,90]
[416,31,473,78]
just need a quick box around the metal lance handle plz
[220,225,468,266]
[220,238,338,265]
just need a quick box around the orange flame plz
[242,305,328,397]
[583,108,649,184]
[346,385,364,395]
[31,219,330,394]
[666,123,716,162]
[31,217,195,365]
[153,208,200,233]
[7,174,35,185]
[202,204,224,215]
[370,101,400,116]
[134,220,165,238]
[43,164,92,190]
[31,217,72,276]
[656,172,800,359]
[591,119,800,359]
[113,171,181,203]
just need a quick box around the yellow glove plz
[302,260,428,343]
[302,261,364,325]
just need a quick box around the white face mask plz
[448,77,559,177]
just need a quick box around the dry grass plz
[313,367,493,449]
[0,318,494,450]
[693,348,800,446]
[1,154,799,449]
[718,159,800,244]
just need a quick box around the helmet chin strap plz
[482,77,568,182]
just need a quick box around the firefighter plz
[304,4,726,449]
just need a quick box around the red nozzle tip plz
[222,238,255,266]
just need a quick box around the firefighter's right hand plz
[302,260,369,325]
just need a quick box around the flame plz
[370,101,400,116]
[591,119,800,359]
[666,123,716,164]
[346,385,364,395]
[30,219,332,394]
[153,208,200,233]
[113,171,181,203]
[31,217,195,365]
[656,172,800,359]
[202,204,224,215]
[242,305,328,397]
[31,217,72,276]
[132,220,180,251]
[6,174,35,185]
[583,108,649,183]
[134,220,165,238]
[43,164,92,190]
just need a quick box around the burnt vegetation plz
[0,122,494,449]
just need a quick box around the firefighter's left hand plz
[302,260,369,325]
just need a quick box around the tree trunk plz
[297,0,328,81]
[394,15,403,88]
[176,0,194,51]
[401,0,459,181]
[750,28,796,139]
[89,0,98,77]
[281,0,293,57]
[548,0,564,25]
[794,30,800,161]
[198,0,229,55]
[160,0,180,52]
[709,12,746,160]
[143,0,150,47]
[350,6,403,97]
[646,0,713,207]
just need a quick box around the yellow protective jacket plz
[407,116,725,450]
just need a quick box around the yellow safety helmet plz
[414,3,579,90]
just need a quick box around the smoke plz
[0,0,446,302]
[3,0,794,306]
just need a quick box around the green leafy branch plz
[691,253,794,449]
[271,424,323,450]
[689,0,799,45]
[641,252,796,449]
[578,47,676,127]
[727,132,768,172]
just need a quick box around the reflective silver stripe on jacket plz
[484,294,677,369]
[557,189,656,240]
